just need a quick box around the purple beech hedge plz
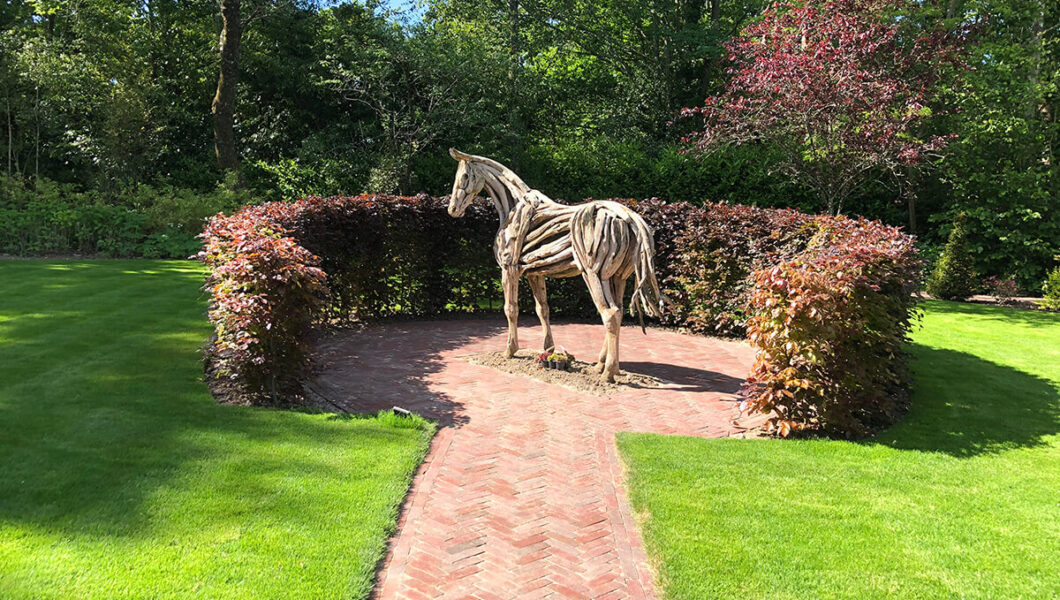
[199,194,919,437]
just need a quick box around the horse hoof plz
[594,362,605,373]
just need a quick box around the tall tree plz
[929,0,1058,287]
[684,0,969,215]
[212,0,243,182]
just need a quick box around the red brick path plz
[311,319,758,599]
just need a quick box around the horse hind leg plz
[582,269,623,383]
[528,274,553,351]
[593,279,619,373]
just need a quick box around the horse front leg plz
[596,340,608,373]
[600,306,621,383]
[501,268,520,358]
[527,274,553,351]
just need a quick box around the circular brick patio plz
[310,318,758,600]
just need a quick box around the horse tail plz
[628,213,665,332]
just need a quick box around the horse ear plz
[449,147,471,161]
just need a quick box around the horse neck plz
[477,164,530,226]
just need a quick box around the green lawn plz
[619,300,1060,599]
[0,260,433,600]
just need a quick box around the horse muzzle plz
[448,192,467,217]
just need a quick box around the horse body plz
[448,148,663,382]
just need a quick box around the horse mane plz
[450,148,531,194]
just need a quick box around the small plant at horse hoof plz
[547,351,574,371]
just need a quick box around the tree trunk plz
[822,190,836,216]
[212,0,243,186]
[905,172,918,235]
[908,192,917,235]
[34,84,39,185]
[6,99,12,176]
[507,0,523,170]
[1025,0,1044,123]
[699,0,721,102]
[945,0,960,19]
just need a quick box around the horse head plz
[448,147,485,218]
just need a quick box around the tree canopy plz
[0,0,1057,286]
[685,0,970,215]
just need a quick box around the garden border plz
[198,195,920,436]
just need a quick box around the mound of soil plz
[464,349,665,396]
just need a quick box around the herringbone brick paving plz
[311,319,758,599]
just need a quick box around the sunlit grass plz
[0,260,433,600]
[620,300,1060,599]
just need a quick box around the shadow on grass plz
[868,344,1060,457]
[919,298,1060,328]
[0,260,423,538]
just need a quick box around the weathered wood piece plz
[447,148,665,383]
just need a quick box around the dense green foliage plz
[1043,266,1060,310]
[932,0,1060,289]
[0,175,248,257]
[201,195,919,436]
[926,213,977,300]
[1,0,1056,282]
[620,300,1060,599]
[0,260,434,599]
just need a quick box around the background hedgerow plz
[634,200,819,336]
[200,195,919,435]
[0,175,249,258]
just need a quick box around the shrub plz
[200,195,920,436]
[198,202,328,397]
[134,179,250,236]
[743,218,921,437]
[926,213,977,300]
[944,150,1060,291]
[0,178,148,256]
[982,276,1021,305]
[1042,267,1060,311]
[141,229,203,260]
[248,158,355,202]
[510,139,813,209]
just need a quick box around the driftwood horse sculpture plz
[447,148,664,382]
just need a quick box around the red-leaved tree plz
[683,0,969,215]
